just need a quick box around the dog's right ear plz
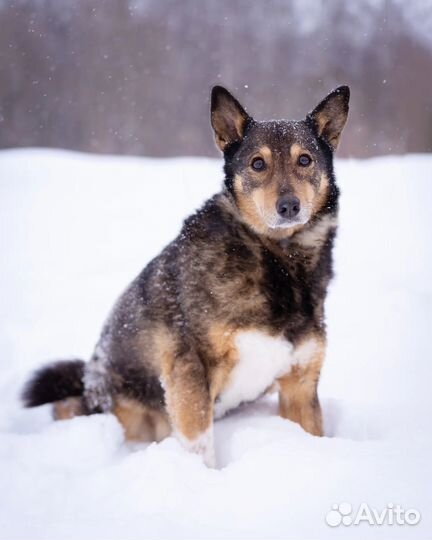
[211,86,250,152]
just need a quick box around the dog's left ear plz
[307,86,350,151]
[211,86,250,152]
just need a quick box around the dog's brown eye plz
[298,154,312,167]
[251,157,265,171]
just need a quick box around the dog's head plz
[211,85,349,238]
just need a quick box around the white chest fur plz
[214,330,318,419]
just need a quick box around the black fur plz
[22,359,85,407]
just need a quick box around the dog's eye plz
[298,154,312,167]
[251,157,265,171]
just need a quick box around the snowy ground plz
[0,148,431,539]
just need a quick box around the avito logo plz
[325,502,421,527]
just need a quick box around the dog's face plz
[211,86,349,238]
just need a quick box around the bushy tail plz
[22,359,85,407]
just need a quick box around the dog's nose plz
[276,195,301,219]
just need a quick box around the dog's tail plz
[22,359,85,408]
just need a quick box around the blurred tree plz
[0,0,431,158]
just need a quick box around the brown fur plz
[211,89,249,151]
[309,92,348,150]
[207,323,239,401]
[53,397,85,420]
[114,398,170,442]
[277,335,325,436]
[163,356,213,442]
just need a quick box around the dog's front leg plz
[278,336,325,436]
[163,355,215,467]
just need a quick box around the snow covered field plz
[0,148,431,539]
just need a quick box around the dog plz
[23,85,350,466]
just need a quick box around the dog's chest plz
[214,330,317,419]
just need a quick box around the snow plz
[0,148,431,539]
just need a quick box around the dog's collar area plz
[278,237,292,250]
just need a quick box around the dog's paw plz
[177,427,216,468]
